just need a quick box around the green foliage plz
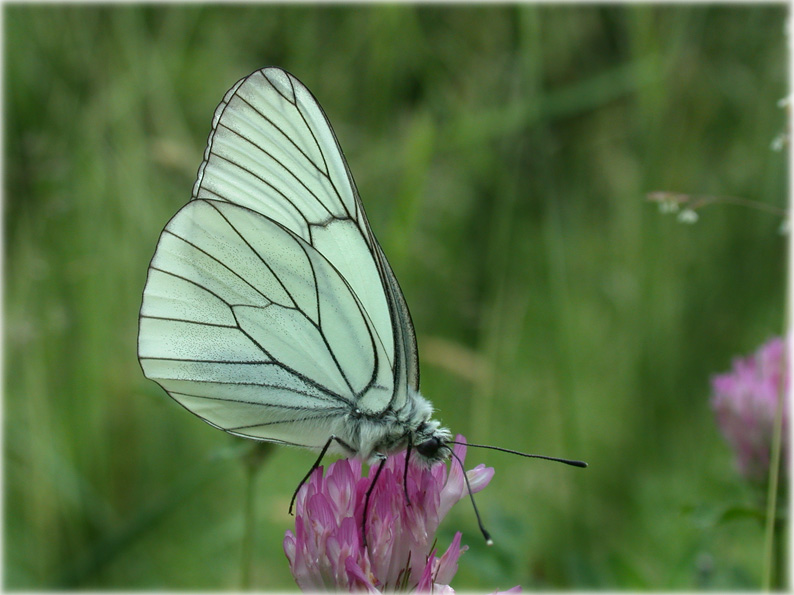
[5,4,786,590]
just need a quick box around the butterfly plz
[138,67,453,467]
[138,69,585,538]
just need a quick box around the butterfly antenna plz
[451,441,588,468]
[448,448,493,546]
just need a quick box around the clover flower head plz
[711,336,789,481]
[283,435,518,592]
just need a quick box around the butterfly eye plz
[416,436,444,459]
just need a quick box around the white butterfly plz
[138,67,452,465]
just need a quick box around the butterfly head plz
[411,420,452,465]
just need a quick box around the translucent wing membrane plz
[139,67,418,447]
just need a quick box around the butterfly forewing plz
[139,67,417,448]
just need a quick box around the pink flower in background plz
[283,435,516,592]
[711,336,789,481]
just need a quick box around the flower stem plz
[240,465,256,590]
[239,443,275,590]
[761,347,787,590]
[646,191,789,218]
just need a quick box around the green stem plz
[646,191,789,218]
[774,518,787,590]
[240,462,256,590]
[239,442,275,590]
[761,350,786,590]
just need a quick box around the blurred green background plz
[5,4,788,591]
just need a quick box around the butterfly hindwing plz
[139,198,397,446]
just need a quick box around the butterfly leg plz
[288,434,355,515]
[403,439,413,506]
[361,454,387,550]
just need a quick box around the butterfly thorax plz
[347,388,451,465]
